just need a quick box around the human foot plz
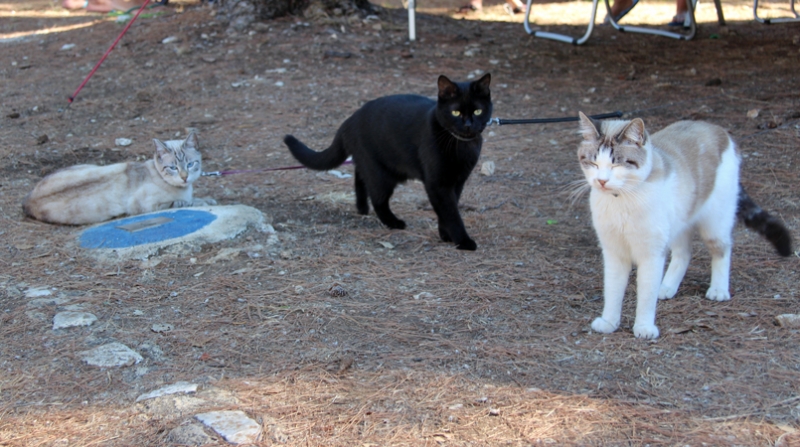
[603,0,638,24]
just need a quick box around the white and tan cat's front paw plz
[658,283,679,300]
[192,197,217,206]
[633,323,660,339]
[591,317,618,334]
[705,287,731,301]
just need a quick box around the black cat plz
[284,74,492,250]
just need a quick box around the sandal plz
[503,3,523,14]
[667,13,690,26]
[456,3,481,13]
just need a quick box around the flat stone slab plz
[53,311,97,330]
[78,205,269,261]
[78,342,143,368]
[195,410,261,445]
[136,382,199,402]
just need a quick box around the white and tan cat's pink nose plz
[597,179,608,188]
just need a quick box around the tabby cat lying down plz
[23,132,215,225]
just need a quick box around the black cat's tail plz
[284,134,349,171]
[737,185,793,256]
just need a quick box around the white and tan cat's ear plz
[183,131,198,150]
[619,118,646,146]
[153,138,171,157]
[578,112,601,141]
[438,75,459,100]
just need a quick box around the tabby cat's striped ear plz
[153,138,170,156]
[183,131,198,150]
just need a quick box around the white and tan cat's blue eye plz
[474,109,482,116]
[451,110,461,117]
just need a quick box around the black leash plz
[202,111,624,177]
[489,110,623,126]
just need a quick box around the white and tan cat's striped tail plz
[737,186,793,256]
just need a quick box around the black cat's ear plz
[183,131,198,150]
[618,118,646,146]
[438,75,459,100]
[473,73,491,96]
[578,112,601,141]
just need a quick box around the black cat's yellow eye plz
[474,109,482,116]
[451,110,461,117]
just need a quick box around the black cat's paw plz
[456,238,477,251]
[438,227,452,242]
[356,204,370,215]
[386,219,406,230]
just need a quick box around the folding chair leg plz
[605,0,697,40]
[523,0,600,45]
[754,0,800,23]
[407,0,416,41]
[713,0,726,25]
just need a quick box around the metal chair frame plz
[523,0,700,45]
[754,0,800,23]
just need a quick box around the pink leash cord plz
[67,0,152,105]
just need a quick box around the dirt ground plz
[1,0,799,445]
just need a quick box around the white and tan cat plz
[576,112,792,339]
[23,131,216,225]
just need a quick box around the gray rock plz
[166,421,214,446]
[151,323,174,333]
[78,342,143,368]
[136,394,210,419]
[25,287,52,298]
[53,311,97,330]
[195,410,261,445]
[136,382,198,402]
[136,387,238,418]
[138,342,166,363]
[776,314,800,328]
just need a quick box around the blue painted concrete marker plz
[79,209,217,249]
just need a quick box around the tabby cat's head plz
[577,112,651,195]
[436,73,492,141]
[153,131,202,187]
